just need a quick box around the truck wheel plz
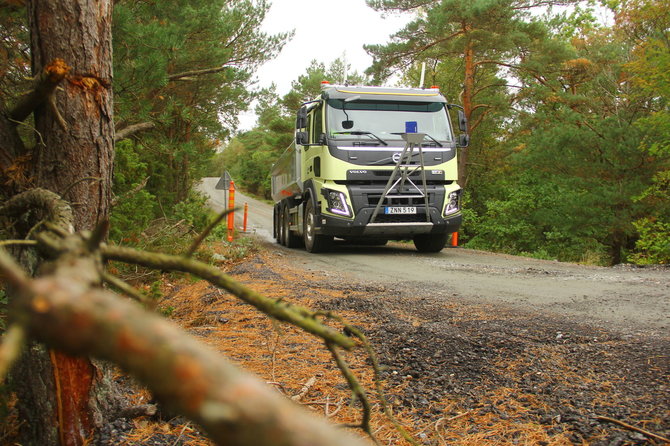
[273,205,280,243]
[277,205,285,244]
[282,203,301,248]
[304,200,332,253]
[413,233,447,253]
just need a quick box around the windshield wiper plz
[333,130,388,146]
[422,133,443,147]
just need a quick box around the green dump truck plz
[270,83,468,253]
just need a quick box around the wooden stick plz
[596,415,670,443]
[291,376,317,402]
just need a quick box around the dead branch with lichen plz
[0,187,410,446]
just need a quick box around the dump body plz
[270,142,301,202]
[271,84,466,252]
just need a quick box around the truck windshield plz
[326,99,453,142]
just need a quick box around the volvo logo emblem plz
[392,153,402,163]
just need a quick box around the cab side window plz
[311,104,324,144]
[305,114,312,143]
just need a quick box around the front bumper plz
[317,207,462,238]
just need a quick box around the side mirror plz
[458,110,468,132]
[296,106,307,129]
[458,134,470,148]
[296,131,308,145]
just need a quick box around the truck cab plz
[271,83,466,253]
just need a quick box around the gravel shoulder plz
[250,246,670,445]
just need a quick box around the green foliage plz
[110,0,290,231]
[173,191,211,232]
[110,141,157,242]
[159,306,176,318]
[147,281,164,302]
[464,174,610,263]
[629,218,670,264]
[361,0,669,264]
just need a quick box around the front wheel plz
[303,200,332,253]
[413,233,448,253]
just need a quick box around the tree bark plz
[28,0,114,231]
[11,1,115,445]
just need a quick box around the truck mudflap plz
[316,207,462,238]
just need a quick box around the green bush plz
[629,218,670,265]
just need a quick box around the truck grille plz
[366,194,433,206]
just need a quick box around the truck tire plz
[413,233,447,253]
[282,202,301,248]
[273,205,280,243]
[304,200,332,253]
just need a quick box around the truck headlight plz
[444,191,460,216]
[326,190,352,217]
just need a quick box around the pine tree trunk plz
[28,0,114,230]
[13,1,115,444]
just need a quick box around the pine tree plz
[365,0,577,187]
[112,0,290,222]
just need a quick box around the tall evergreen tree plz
[471,7,666,263]
[111,0,290,226]
[613,0,670,263]
[365,0,577,186]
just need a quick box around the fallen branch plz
[596,415,670,443]
[116,404,157,419]
[302,397,344,418]
[185,207,236,258]
[2,248,369,446]
[321,313,420,446]
[0,188,74,234]
[101,271,149,304]
[0,240,37,248]
[326,342,377,444]
[291,376,318,402]
[325,397,343,418]
[101,244,356,350]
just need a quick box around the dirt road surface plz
[199,178,669,336]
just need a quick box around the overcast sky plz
[238,0,412,130]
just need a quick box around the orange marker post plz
[243,202,248,233]
[451,232,458,247]
[227,181,236,242]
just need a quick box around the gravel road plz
[199,177,669,336]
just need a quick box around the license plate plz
[385,206,417,215]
